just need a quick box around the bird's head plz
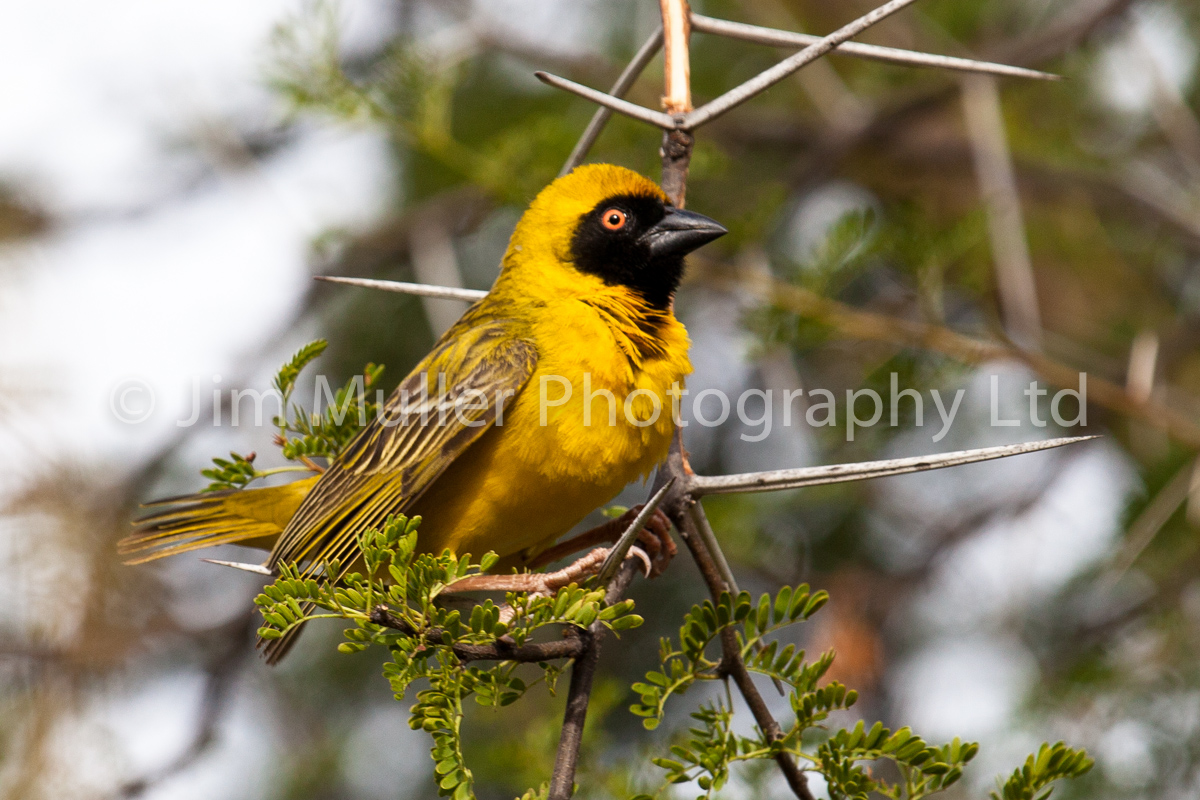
[503,164,726,309]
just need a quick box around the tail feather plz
[120,477,318,565]
[259,605,313,665]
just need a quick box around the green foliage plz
[276,359,384,461]
[252,513,643,800]
[199,339,380,490]
[629,586,838,728]
[990,742,1094,800]
[627,586,1085,800]
[200,450,262,492]
[272,338,328,401]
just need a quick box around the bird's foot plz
[525,504,676,576]
[444,543,651,596]
[618,504,676,578]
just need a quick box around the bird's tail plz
[119,476,319,564]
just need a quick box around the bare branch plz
[721,268,1200,448]
[688,436,1096,496]
[1125,330,1159,405]
[534,71,677,129]
[689,13,1060,81]
[548,560,639,800]
[368,606,587,662]
[962,74,1042,350]
[1101,457,1198,587]
[686,502,739,591]
[560,29,664,176]
[681,0,923,130]
[313,275,488,302]
[670,493,814,800]
[446,547,611,594]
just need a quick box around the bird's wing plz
[267,317,537,578]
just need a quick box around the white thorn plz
[200,558,274,576]
[314,275,488,302]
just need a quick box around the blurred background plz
[2,0,1199,797]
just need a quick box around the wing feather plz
[259,318,536,662]
[267,319,537,576]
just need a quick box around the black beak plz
[640,207,727,259]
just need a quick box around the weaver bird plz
[121,164,726,661]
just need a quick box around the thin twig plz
[560,29,664,176]
[719,268,1200,449]
[671,490,815,800]
[548,560,640,800]
[689,13,1060,81]
[446,547,612,594]
[961,74,1042,350]
[691,12,1056,80]
[534,71,677,128]
[1100,457,1198,587]
[595,478,675,584]
[681,0,923,130]
[368,606,587,662]
[660,0,692,115]
[1125,330,1159,405]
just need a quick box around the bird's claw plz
[614,504,676,577]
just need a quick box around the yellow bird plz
[120,164,726,660]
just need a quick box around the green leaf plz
[273,339,328,399]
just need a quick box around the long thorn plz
[683,0,922,130]
[595,478,675,585]
[689,435,1096,496]
[690,13,1060,82]
[560,29,664,176]
[535,71,677,129]
[314,275,488,302]
[201,559,274,576]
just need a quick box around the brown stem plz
[548,560,639,800]
[660,128,694,208]
[671,493,814,800]
[548,627,598,800]
[654,28,811,788]
[368,606,587,662]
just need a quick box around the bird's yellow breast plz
[410,291,691,561]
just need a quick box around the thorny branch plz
[643,2,816,797]
[548,560,640,800]
[368,606,587,663]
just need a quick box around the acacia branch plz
[368,606,587,662]
[681,0,921,130]
[560,29,664,176]
[688,13,1059,81]
[548,559,639,800]
[667,476,815,800]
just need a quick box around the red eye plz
[601,208,627,230]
